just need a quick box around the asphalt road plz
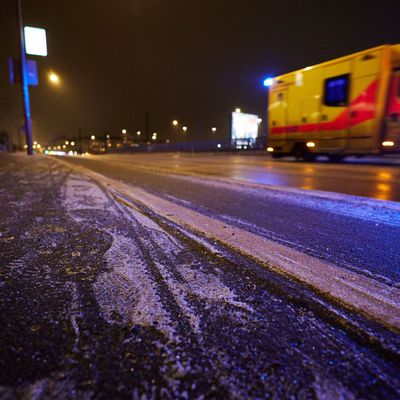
[1,153,400,399]
[61,153,400,284]
[80,152,400,201]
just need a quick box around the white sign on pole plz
[24,26,47,56]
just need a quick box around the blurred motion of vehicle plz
[267,44,400,161]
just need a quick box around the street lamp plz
[182,126,188,132]
[172,120,178,126]
[48,72,60,85]
[90,135,95,140]
[211,127,217,133]
[235,108,241,113]
[122,129,127,134]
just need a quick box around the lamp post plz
[171,120,179,142]
[16,0,33,155]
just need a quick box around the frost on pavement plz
[62,174,118,216]
[2,156,400,399]
[61,172,250,339]
[94,234,172,336]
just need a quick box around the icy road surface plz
[0,154,399,399]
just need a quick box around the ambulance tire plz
[292,144,316,162]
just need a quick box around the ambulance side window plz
[324,74,349,107]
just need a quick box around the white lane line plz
[57,160,400,331]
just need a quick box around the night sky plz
[0,0,399,145]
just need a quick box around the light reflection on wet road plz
[94,153,400,202]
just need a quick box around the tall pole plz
[17,125,21,150]
[145,111,149,143]
[78,129,82,154]
[16,0,33,155]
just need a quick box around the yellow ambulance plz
[267,44,400,161]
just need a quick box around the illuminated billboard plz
[231,111,259,140]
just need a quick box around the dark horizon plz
[0,0,399,145]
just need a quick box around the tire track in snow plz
[62,173,253,339]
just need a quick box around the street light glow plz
[137,131,141,136]
[182,126,188,132]
[211,127,217,132]
[71,141,75,146]
[172,120,178,126]
[235,108,241,113]
[91,135,96,140]
[48,72,60,84]
[122,129,127,134]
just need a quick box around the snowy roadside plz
[56,159,400,332]
[1,154,400,399]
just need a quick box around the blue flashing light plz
[263,77,273,87]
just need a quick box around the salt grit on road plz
[1,154,400,399]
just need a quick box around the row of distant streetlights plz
[172,119,217,134]
[44,69,260,139]
[45,69,267,141]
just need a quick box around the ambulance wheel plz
[292,144,315,162]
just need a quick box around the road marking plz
[96,155,400,211]
[84,156,400,227]
[58,160,400,331]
